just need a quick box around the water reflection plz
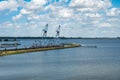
[0,39,120,80]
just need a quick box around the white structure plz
[55,25,61,45]
[31,24,62,48]
[42,24,48,38]
[41,24,49,46]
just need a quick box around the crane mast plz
[42,24,48,38]
[56,25,61,38]
[55,25,61,46]
[41,24,48,47]
[31,24,62,48]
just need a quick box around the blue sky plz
[0,0,120,37]
[112,0,120,8]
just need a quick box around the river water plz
[0,39,120,80]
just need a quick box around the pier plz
[0,43,81,56]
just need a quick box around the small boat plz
[0,43,20,48]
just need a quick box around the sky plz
[0,0,120,37]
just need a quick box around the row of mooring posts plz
[31,24,62,48]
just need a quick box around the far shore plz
[0,37,119,40]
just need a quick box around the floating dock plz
[0,43,81,56]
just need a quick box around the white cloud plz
[12,14,22,20]
[85,13,101,18]
[28,14,40,20]
[58,8,73,18]
[77,8,95,12]
[0,0,120,37]
[24,0,47,10]
[2,22,13,28]
[0,0,18,11]
[99,23,111,28]
[20,8,33,14]
[12,0,48,21]
[107,18,120,22]
[106,8,120,16]
[70,0,111,9]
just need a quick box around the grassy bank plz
[0,43,81,56]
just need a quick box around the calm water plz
[0,39,120,80]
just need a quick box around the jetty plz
[0,43,81,56]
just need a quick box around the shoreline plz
[0,43,81,56]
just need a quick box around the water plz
[0,39,120,80]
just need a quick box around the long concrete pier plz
[0,43,81,56]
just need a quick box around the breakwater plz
[0,43,81,56]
